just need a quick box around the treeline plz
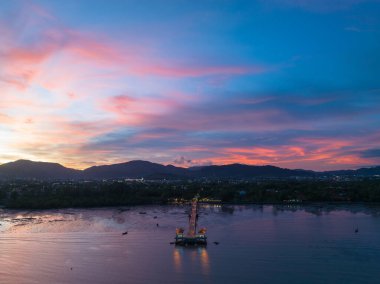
[0,179,380,209]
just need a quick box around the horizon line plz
[0,158,379,173]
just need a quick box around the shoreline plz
[2,201,380,210]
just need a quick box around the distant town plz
[1,175,379,209]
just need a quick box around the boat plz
[175,195,207,246]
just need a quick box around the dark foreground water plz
[1,204,380,284]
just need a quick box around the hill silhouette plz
[0,159,379,180]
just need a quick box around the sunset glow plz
[1,0,380,170]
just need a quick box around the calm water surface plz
[1,204,380,284]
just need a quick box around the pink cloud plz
[0,113,12,123]
[0,2,269,93]
[183,138,375,171]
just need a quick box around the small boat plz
[174,195,207,246]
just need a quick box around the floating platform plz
[175,231,207,246]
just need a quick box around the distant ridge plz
[0,160,81,180]
[190,163,314,178]
[0,159,379,180]
[83,160,188,179]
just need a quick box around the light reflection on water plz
[0,205,380,283]
[173,247,210,276]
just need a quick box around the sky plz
[0,0,380,170]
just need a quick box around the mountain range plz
[0,159,379,180]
